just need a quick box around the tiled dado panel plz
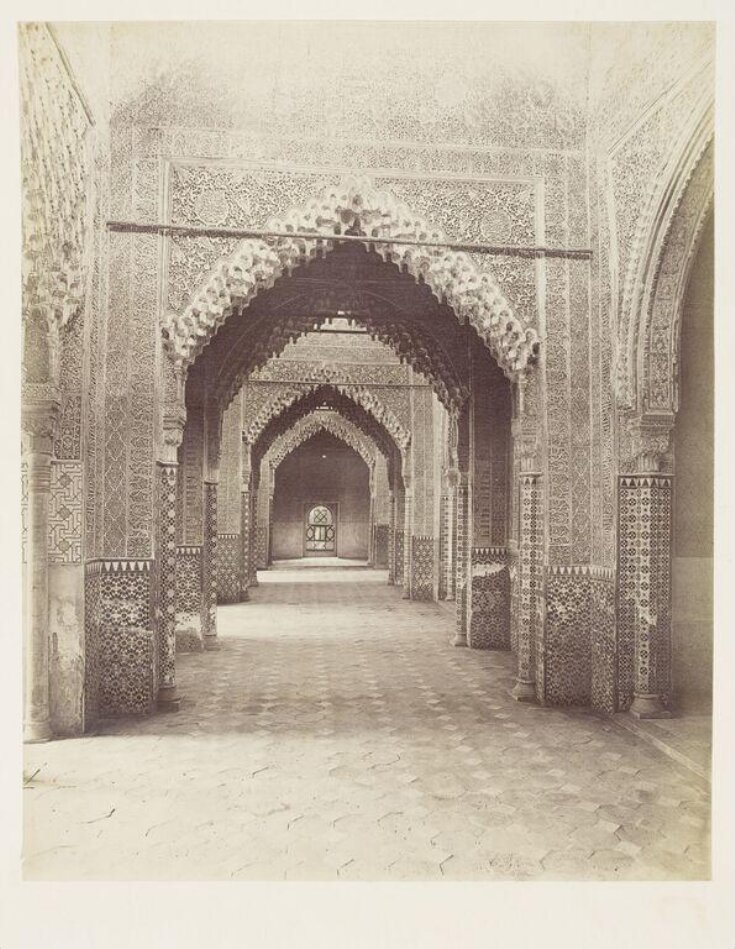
[411,536,435,602]
[542,565,616,709]
[176,545,203,650]
[469,547,510,649]
[590,570,617,713]
[84,560,156,719]
[48,460,83,563]
[216,533,241,604]
[543,566,592,706]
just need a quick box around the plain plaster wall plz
[672,213,714,709]
[49,563,85,735]
[272,432,370,561]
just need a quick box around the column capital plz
[446,466,461,488]
[160,405,187,465]
[621,412,675,474]
[512,415,540,472]
[22,395,60,455]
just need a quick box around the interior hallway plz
[24,564,710,881]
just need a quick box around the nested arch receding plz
[249,385,406,491]
[162,178,540,382]
[268,412,377,473]
[209,269,471,412]
[245,383,410,463]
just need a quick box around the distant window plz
[305,505,335,551]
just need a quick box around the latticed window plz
[305,504,335,552]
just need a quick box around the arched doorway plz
[270,432,370,560]
[155,184,525,710]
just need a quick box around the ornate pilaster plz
[156,410,185,710]
[239,485,251,601]
[156,463,179,709]
[22,397,59,742]
[438,492,449,600]
[618,416,674,718]
[402,488,414,598]
[248,490,259,586]
[387,490,396,584]
[512,472,543,701]
[202,482,219,649]
[367,487,376,566]
[453,471,471,647]
[201,405,221,649]
[445,468,460,602]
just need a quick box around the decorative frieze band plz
[546,564,615,581]
[472,546,508,559]
[85,559,154,575]
[619,474,673,488]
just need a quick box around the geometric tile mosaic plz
[469,547,510,649]
[48,460,83,563]
[84,560,155,718]
[544,566,593,706]
[216,533,241,604]
[411,535,434,601]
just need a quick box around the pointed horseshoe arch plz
[244,383,411,455]
[268,413,378,473]
[162,178,540,381]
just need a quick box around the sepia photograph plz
[3,6,734,948]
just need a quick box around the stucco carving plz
[162,179,540,380]
[243,382,411,453]
[19,24,93,334]
[619,414,674,474]
[612,87,713,412]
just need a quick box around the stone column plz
[22,399,58,742]
[619,417,674,718]
[453,470,470,647]
[156,411,186,710]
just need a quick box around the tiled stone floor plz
[23,565,711,881]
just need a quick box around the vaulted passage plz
[19,21,716,900]
[24,562,709,881]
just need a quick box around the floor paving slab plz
[24,564,711,881]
